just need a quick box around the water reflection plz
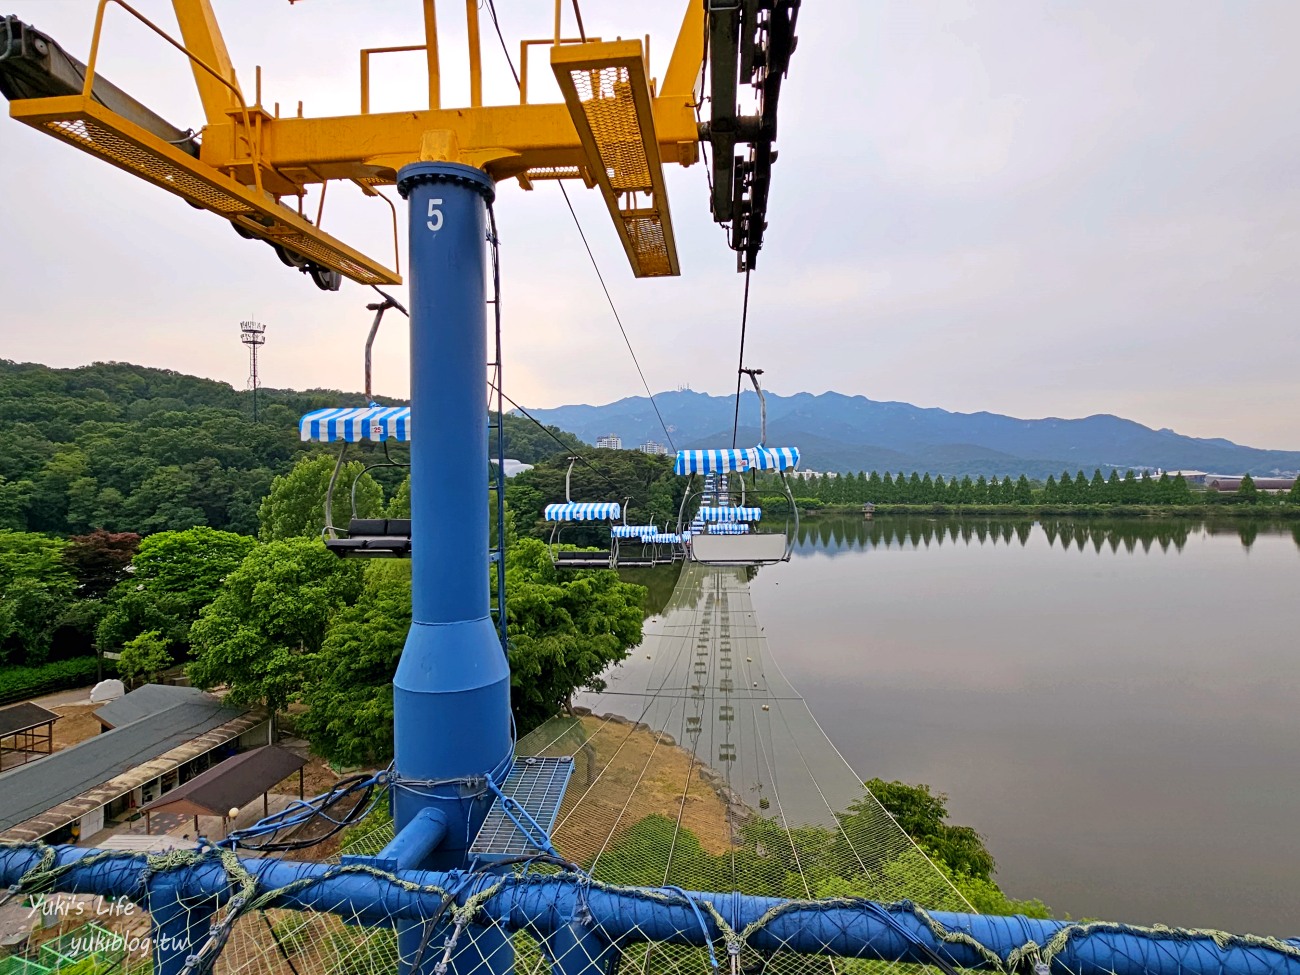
[756,515,1300,936]
[794,515,1298,556]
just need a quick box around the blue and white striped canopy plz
[544,502,622,522]
[674,449,751,475]
[747,446,800,471]
[300,406,410,443]
[699,506,762,523]
[709,523,751,534]
[611,524,657,538]
[642,533,682,544]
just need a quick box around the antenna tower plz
[240,320,266,422]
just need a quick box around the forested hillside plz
[0,360,581,536]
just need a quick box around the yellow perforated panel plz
[552,41,680,277]
[46,118,255,216]
[623,211,672,277]
[570,66,652,191]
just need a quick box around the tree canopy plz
[188,538,365,714]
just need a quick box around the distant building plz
[1164,470,1208,486]
[596,434,622,450]
[637,441,667,456]
[493,459,533,478]
[792,469,836,480]
[1206,475,1296,493]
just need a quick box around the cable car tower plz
[239,319,265,421]
[0,3,802,975]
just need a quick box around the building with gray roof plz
[0,685,267,843]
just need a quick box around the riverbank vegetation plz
[787,468,1300,514]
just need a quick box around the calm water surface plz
[747,516,1300,935]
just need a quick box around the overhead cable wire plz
[730,268,752,448]
[489,381,633,502]
[556,183,677,453]
[483,0,677,453]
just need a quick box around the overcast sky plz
[3,1,1298,448]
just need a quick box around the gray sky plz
[2,1,1298,448]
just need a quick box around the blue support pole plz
[393,161,513,973]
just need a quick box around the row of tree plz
[796,468,1300,506]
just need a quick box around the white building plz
[596,434,623,450]
[637,441,667,456]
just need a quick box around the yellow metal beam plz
[170,0,241,123]
[9,1,709,281]
[194,99,698,188]
[662,0,706,100]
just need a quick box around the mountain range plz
[525,391,1300,478]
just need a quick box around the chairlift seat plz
[324,517,413,558]
[554,551,614,569]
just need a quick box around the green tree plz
[863,778,994,880]
[297,566,410,766]
[1014,474,1033,504]
[97,527,256,659]
[258,454,385,541]
[1238,472,1258,502]
[1288,478,1300,504]
[505,538,645,732]
[0,532,76,665]
[189,538,365,718]
[118,629,173,689]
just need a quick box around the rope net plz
[513,562,972,975]
[5,565,1297,975]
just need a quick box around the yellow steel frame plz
[5,0,706,282]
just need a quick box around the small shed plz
[0,702,59,771]
[139,745,306,836]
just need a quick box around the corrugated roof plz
[93,684,218,730]
[0,697,246,831]
[141,746,305,818]
[0,702,59,738]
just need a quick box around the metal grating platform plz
[9,94,400,285]
[469,755,573,861]
[551,41,679,278]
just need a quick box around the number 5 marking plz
[427,199,444,232]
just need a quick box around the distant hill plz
[525,390,1300,478]
[0,360,581,536]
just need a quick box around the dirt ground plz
[551,715,734,863]
[50,703,102,750]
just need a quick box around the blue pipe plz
[393,161,514,974]
[2,846,1297,975]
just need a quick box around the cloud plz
[2,0,1298,447]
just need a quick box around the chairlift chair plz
[298,405,413,557]
[298,294,415,559]
[546,458,625,569]
[674,370,800,566]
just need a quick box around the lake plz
[747,515,1300,935]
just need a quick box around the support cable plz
[483,0,677,453]
[556,182,676,454]
[730,268,752,448]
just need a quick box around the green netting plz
[0,958,51,975]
